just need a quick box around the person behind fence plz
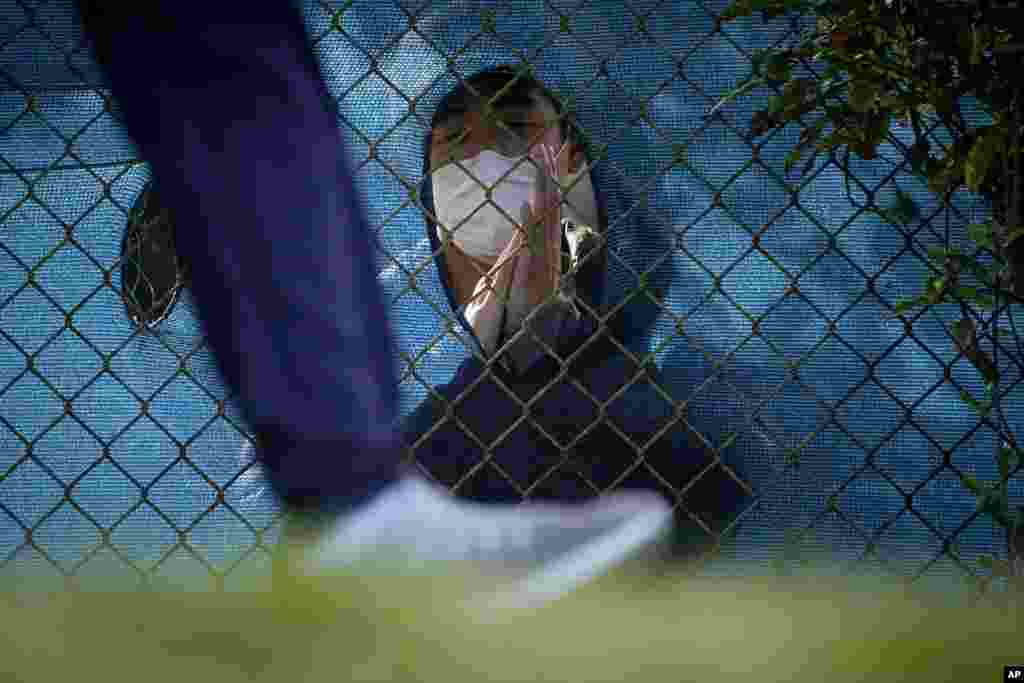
[77,2,700,606]
[403,66,748,557]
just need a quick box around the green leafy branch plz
[715,0,1024,588]
[714,0,1020,194]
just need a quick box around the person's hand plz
[515,129,565,308]
[463,129,566,358]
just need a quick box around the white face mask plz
[431,142,599,260]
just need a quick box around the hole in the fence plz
[120,182,188,329]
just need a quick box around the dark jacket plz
[404,181,748,558]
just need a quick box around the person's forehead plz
[433,85,556,127]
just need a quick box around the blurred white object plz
[295,475,673,609]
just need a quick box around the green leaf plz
[951,287,994,308]
[927,247,948,262]
[750,0,782,12]
[1007,225,1024,245]
[989,558,1011,577]
[977,484,1010,524]
[481,9,496,33]
[847,78,880,113]
[929,86,954,115]
[955,254,996,288]
[953,286,980,300]
[884,190,917,226]
[720,0,754,20]
[972,294,995,309]
[970,27,987,67]
[1001,445,1021,468]
[749,48,768,74]
[893,297,922,314]
[815,132,837,153]
[978,553,993,569]
[784,150,797,174]
[959,388,991,415]
[962,474,981,495]
[965,131,1001,193]
[780,79,813,121]
[968,222,993,250]
[950,317,964,338]
[927,165,949,195]
[960,390,982,413]
[765,52,792,81]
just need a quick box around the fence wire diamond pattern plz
[0,0,1020,595]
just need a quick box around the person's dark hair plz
[422,64,581,171]
[420,63,604,236]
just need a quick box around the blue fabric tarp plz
[0,0,1019,587]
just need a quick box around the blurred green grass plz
[2,561,1019,682]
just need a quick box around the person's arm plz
[462,223,524,355]
[463,136,570,370]
[505,138,565,316]
[440,239,498,312]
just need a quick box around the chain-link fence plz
[1,0,1021,596]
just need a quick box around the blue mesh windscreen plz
[0,0,1019,590]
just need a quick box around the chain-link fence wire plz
[0,0,1020,594]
